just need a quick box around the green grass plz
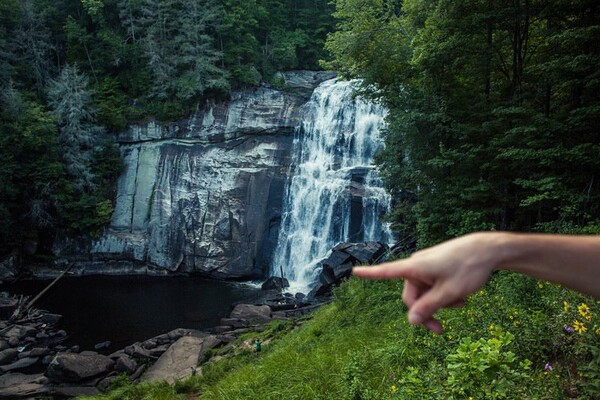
[82,273,600,400]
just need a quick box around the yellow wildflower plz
[578,303,590,318]
[391,385,397,393]
[563,301,569,313]
[573,320,587,334]
[595,328,600,335]
[537,282,544,289]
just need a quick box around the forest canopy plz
[324,0,600,246]
[0,0,335,259]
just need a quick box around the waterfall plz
[271,79,394,293]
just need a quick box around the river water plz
[1,276,261,353]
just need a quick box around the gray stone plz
[94,341,111,350]
[68,345,80,353]
[115,355,138,374]
[0,373,50,399]
[8,337,19,346]
[0,340,8,351]
[0,348,18,365]
[211,325,233,334]
[45,352,114,383]
[29,347,50,357]
[219,318,248,329]
[229,304,272,324]
[280,71,337,96]
[0,357,39,373]
[141,338,158,349]
[124,343,151,359]
[153,334,171,345]
[167,328,188,341]
[141,336,204,384]
[261,276,290,291]
[108,350,126,360]
[148,344,170,358]
[3,325,37,340]
[130,364,146,381]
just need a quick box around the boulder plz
[148,344,170,358]
[229,304,272,324]
[115,356,138,374]
[0,373,50,399]
[141,339,158,349]
[167,328,188,341]
[45,352,114,383]
[321,251,354,269]
[0,348,18,366]
[3,325,38,341]
[339,242,388,265]
[261,276,290,291]
[211,325,233,334]
[140,336,204,384]
[94,341,111,350]
[307,283,333,299]
[124,343,151,359]
[320,262,354,285]
[0,357,39,373]
[219,318,248,329]
[29,347,50,357]
[316,242,389,292]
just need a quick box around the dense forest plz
[2,1,600,398]
[0,0,335,259]
[325,0,600,246]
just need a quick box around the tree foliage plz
[0,0,334,259]
[326,0,600,246]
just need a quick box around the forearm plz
[486,232,600,298]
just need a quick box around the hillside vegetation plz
[84,274,600,399]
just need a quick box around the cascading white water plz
[271,79,394,293]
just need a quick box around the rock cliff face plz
[87,71,335,279]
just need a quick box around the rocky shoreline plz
[0,241,388,399]
[0,291,327,398]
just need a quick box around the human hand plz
[353,233,501,333]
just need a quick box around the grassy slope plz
[84,274,600,400]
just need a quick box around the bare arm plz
[352,232,600,333]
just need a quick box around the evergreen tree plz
[326,0,600,246]
[14,0,56,91]
[48,64,104,192]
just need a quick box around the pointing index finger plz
[352,260,411,280]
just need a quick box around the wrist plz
[471,231,519,273]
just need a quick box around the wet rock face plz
[56,71,335,279]
[91,136,292,278]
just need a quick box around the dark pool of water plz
[1,275,261,353]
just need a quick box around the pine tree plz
[48,64,104,192]
[14,0,56,91]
